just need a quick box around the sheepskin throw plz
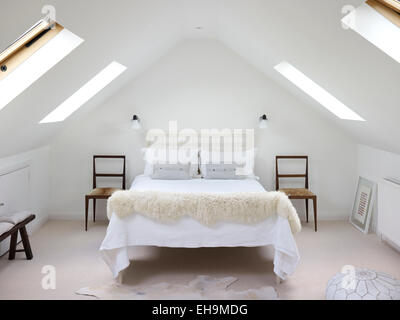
[107,190,301,234]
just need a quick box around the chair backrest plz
[93,155,126,190]
[275,156,308,190]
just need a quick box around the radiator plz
[378,179,400,248]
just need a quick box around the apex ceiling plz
[0,0,399,157]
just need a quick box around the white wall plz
[49,39,358,222]
[357,144,400,232]
[0,146,50,233]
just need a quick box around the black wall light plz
[259,114,268,129]
[131,115,141,129]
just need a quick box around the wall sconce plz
[131,114,141,129]
[259,114,268,129]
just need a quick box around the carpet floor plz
[0,220,399,300]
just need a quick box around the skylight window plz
[40,61,127,123]
[342,1,400,63]
[0,20,83,111]
[274,61,365,121]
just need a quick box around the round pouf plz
[326,267,400,300]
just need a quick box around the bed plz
[100,175,300,282]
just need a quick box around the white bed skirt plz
[100,213,300,280]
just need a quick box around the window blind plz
[0,20,63,81]
[367,0,400,27]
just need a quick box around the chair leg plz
[313,197,317,232]
[305,199,309,223]
[93,199,96,223]
[8,231,18,260]
[85,196,89,231]
[19,226,33,260]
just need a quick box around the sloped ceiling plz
[0,0,399,158]
[0,0,184,157]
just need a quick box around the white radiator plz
[378,179,400,248]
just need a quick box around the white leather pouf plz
[326,268,400,300]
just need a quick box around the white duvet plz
[100,175,300,280]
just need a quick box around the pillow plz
[201,164,244,179]
[0,211,32,225]
[0,222,14,236]
[199,149,258,179]
[151,163,192,180]
[143,147,199,177]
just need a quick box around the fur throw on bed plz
[107,191,301,234]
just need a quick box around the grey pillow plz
[202,164,243,179]
[151,163,191,180]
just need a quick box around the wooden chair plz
[0,214,35,260]
[85,155,126,231]
[275,156,317,232]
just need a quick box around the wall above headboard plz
[49,39,358,222]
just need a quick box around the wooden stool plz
[0,215,35,260]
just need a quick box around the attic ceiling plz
[0,0,399,158]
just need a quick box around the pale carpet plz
[0,220,399,300]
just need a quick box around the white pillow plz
[0,211,32,225]
[0,222,14,236]
[151,163,192,180]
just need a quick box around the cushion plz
[279,188,315,197]
[202,164,243,179]
[151,163,191,180]
[88,188,121,197]
[0,210,32,225]
[143,147,199,177]
[0,222,14,236]
[200,149,258,179]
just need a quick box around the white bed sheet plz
[100,175,300,280]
